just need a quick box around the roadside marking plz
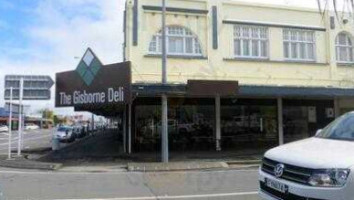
[52,192,259,200]
[0,168,258,175]
[0,170,129,175]
[0,134,51,146]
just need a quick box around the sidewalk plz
[0,130,263,172]
[0,155,62,170]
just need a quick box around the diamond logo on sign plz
[76,48,102,86]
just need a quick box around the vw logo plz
[274,164,285,178]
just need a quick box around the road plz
[0,168,260,200]
[0,129,52,154]
[0,130,262,200]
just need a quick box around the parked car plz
[53,126,75,143]
[25,123,40,130]
[82,125,89,135]
[259,112,354,200]
[0,125,9,132]
[73,125,85,138]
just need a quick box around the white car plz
[25,124,40,130]
[0,125,9,132]
[259,112,354,200]
[53,126,75,143]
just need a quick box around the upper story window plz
[234,25,268,59]
[149,26,202,56]
[283,29,315,61]
[336,33,354,63]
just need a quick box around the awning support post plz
[215,94,221,151]
[277,97,284,145]
[334,98,340,118]
[128,103,132,154]
[161,94,169,162]
[123,109,127,153]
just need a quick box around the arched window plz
[149,26,202,56]
[336,32,354,62]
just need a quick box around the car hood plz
[54,132,69,138]
[265,137,354,169]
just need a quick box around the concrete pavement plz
[0,168,260,200]
[0,129,52,154]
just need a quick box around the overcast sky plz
[0,0,343,116]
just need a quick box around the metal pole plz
[162,0,167,84]
[161,95,168,162]
[40,110,44,129]
[215,94,221,151]
[17,78,23,156]
[91,114,94,134]
[128,104,132,154]
[123,109,127,153]
[161,0,169,163]
[8,87,13,159]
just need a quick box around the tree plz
[39,109,54,120]
[53,115,60,125]
[317,0,354,18]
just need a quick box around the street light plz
[161,0,168,163]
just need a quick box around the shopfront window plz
[134,98,215,152]
[283,106,309,143]
[169,98,215,151]
[221,99,278,152]
[134,102,161,152]
[283,100,334,143]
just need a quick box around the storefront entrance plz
[283,99,334,143]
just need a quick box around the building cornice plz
[142,5,208,15]
[223,20,326,31]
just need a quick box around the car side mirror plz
[315,129,322,136]
[66,130,69,135]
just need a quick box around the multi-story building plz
[121,0,354,154]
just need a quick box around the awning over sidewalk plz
[132,83,354,98]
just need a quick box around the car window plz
[316,113,354,141]
[57,127,72,132]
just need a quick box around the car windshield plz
[316,113,354,141]
[57,127,72,132]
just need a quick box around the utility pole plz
[161,0,169,163]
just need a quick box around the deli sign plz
[55,48,131,107]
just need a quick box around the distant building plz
[0,107,19,129]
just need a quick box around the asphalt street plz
[0,130,262,200]
[0,168,260,200]
[0,129,52,154]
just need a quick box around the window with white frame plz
[283,29,315,61]
[336,33,354,63]
[234,25,268,58]
[149,26,202,56]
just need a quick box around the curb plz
[127,161,229,172]
[0,159,62,170]
[37,134,95,161]
[226,160,261,165]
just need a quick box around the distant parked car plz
[25,123,40,130]
[0,125,9,132]
[53,126,75,143]
[73,125,85,138]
